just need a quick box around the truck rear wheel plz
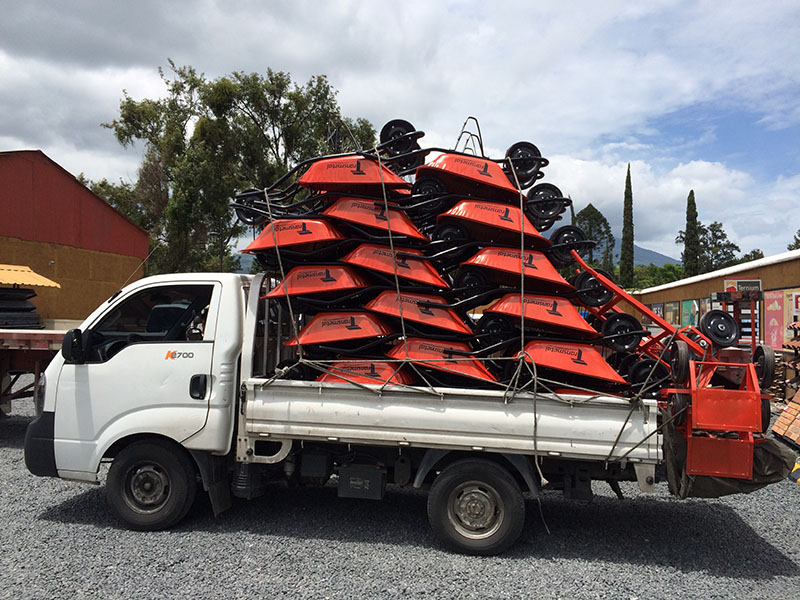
[107,439,197,531]
[427,459,525,555]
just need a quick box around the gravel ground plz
[2,394,800,600]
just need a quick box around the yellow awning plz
[0,264,61,288]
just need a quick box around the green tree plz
[702,221,740,271]
[632,263,684,289]
[100,61,375,274]
[680,190,701,276]
[619,163,634,287]
[738,248,764,263]
[574,203,614,271]
[788,229,800,250]
[678,220,740,273]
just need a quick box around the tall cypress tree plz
[682,190,701,276]
[619,163,634,287]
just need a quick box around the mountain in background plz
[628,244,680,267]
[238,253,256,274]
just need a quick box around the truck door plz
[54,282,220,475]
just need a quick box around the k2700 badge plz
[165,351,194,360]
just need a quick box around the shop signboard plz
[764,290,784,349]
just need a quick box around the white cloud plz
[2,0,799,260]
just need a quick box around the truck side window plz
[86,285,214,362]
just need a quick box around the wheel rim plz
[577,273,613,307]
[549,226,586,266]
[447,480,504,540]
[603,314,642,351]
[457,268,490,289]
[699,310,738,347]
[124,463,171,515]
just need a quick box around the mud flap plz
[664,422,795,499]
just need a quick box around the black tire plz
[432,222,469,245]
[574,271,614,307]
[454,267,491,290]
[761,396,771,433]
[669,340,690,384]
[393,143,425,173]
[379,119,417,155]
[698,310,739,348]
[234,204,268,227]
[412,175,447,197]
[526,183,566,220]
[668,393,689,427]
[107,439,197,531]
[427,459,525,556]
[753,344,775,389]
[477,314,515,346]
[505,141,541,188]
[628,358,670,397]
[548,225,587,267]
[602,313,643,352]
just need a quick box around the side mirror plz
[62,329,86,364]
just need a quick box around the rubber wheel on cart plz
[761,396,771,433]
[753,344,775,389]
[505,141,541,189]
[602,313,643,352]
[667,393,689,427]
[432,222,469,246]
[574,271,614,307]
[427,459,525,556]
[476,314,515,347]
[628,358,670,397]
[526,183,565,220]
[234,205,267,227]
[412,175,447,197]
[548,225,587,267]
[698,310,739,348]
[107,439,197,531]
[379,119,417,155]
[454,267,491,290]
[669,340,690,384]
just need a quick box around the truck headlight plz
[34,373,46,417]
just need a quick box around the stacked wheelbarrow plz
[232,118,777,480]
[232,119,643,392]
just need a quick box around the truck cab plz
[25,273,249,484]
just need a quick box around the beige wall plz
[1,236,144,321]
[624,258,800,336]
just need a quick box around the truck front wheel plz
[427,459,525,555]
[107,439,197,531]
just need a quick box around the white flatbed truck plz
[22,272,681,555]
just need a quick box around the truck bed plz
[240,379,660,468]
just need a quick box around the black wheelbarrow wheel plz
[432,222,469,246]
[454,267,491,290]
[574,271,614,307]
[412,175,447,196]
[476,314,515,347]
[548,225,587,267]
[526,183,566,220]
[505,141,541,189]
[698,309,739,348]
[628,358,670,398]
[380,119,417,155]
[602,313,643,352]
[235,205,268,227]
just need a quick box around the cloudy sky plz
[2,0,799,259]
